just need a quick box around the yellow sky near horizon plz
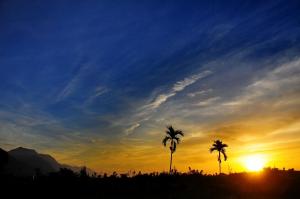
[46,114,300,174]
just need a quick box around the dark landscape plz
[1,147,300,199]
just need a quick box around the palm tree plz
[162,125,184,173]
[210,140,228,174]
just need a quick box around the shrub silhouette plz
[1,168,300,199]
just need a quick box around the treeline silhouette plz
[1,167,300,199]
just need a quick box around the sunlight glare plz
[243,154,266,172]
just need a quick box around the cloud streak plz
[188,89,213,98]
[222,57,300,108]
[55,65,90,102]
[144,70,212,110]
[125,123,140,136]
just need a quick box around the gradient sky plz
[1,0,300,174]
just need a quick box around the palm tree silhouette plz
[162,125,184,173]
[210,140,228,174]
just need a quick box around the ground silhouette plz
[1,167,300,199]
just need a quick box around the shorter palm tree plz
[210,140,228,174]
[162,125,184,173]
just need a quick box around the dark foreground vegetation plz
[1,168,300,199]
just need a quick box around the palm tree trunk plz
[218,151,221,174]
[169,150,173,174]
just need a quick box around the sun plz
[243,154,266,172]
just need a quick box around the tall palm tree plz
[162,125,184,173]
[210,140,228,174]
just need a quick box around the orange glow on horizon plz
[241,154,267,172]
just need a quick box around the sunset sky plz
[0,0,300,174]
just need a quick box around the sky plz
[0,0,300,174]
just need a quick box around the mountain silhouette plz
[0,147,92,176]
[0,148,9,167]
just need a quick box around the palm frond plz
[221,149,227,161]
[165,126,175,138]
[175,130,184,137]
[174,137,180,144]
[222,144,228,148]
[165,130,172,136]
[215,140,222,144]
[210,147,217,153]
[166,125,175,133]
[163,125,183,155]
[162,136,171,146]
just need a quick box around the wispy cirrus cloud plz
[114,70,213,136]
[144,70,212,110]
[55,65,90,102]
[124,123,140,136]
[83,86,109,106]
[173,71,212,92]
[196,96,221,107]
[222,57,300,108]
[188,89,213,98]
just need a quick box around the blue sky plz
[1,0,300,172]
